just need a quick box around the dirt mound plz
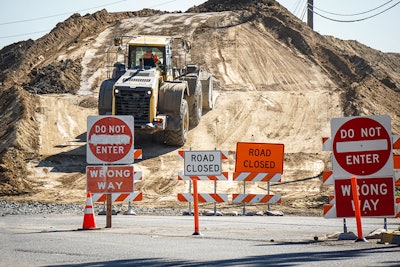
[23,59,82,94]
[0,0,398,211]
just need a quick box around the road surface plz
[1,215,399,266]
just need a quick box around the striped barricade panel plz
[395,170,400,186]
[393,135,400,149]
[323,204,337,218]
[233,172,281,182]
[231,194,281,204]
[329,195,335,204]
[177,193,228,203]
[92,192,142,203]
[178,150,229,160]
[178,171,229,181]
[394,155,400,170]
[134,149,142,160]
[322,137,332,151]
[323,170,334,185]
[133,171,142,181]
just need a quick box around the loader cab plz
[127,36,174,81]
[128,46,164,69]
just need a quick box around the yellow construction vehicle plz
[98,35,213,146]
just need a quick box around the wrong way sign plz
[331,115,393,178]
[334,177,395,217]
[86,165,134,194]
[87,116,134,164]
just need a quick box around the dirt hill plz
[0,0,399,213]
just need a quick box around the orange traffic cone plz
[82,191,97,229]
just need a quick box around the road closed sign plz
[184,150,222,176]
[87,116,134,164]
[334,177,395,217]
[235,142,284,173]
[86,165,134,193]
[331,115,393,178]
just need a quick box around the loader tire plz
[98,79,114,115]
[201,73,213,110]
[164,99,189,146]
[188,80,202,128]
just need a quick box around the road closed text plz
[184,151,222,176]
[243,148,276,169]
[235,143,284,173]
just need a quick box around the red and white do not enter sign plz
[87,116,134,164]
[331,115,393,178]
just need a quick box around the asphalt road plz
[0,214,399,266]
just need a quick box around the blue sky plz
[1,0,399,53]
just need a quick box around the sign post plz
[351,176,366,242]
[86,115,134,228]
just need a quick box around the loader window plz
[129,46,164,69]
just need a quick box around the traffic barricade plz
[232,142,284,215]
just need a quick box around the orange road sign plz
[235,142,284,173]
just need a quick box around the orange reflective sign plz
[235,142,284,173]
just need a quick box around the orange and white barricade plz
[178,193,228,203]
[232,194,281,204]
[178,171,229,181]
[233,172,281,182]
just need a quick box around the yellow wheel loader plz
[98,35,213,146]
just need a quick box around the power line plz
[0,0,181,41]
[310,0,400,23]
[0,30,50,39]
[292,0,304,17]
[0,0,127,26]
[311,0,394,17]
[300,2,308,21]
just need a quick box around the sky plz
[1,0,399,53]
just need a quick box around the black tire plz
[201,75,213,110]
[164,99,189,146]
[189,80,202,128]
[98,79,115,115]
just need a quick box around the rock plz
[265,210,284,216]
[366,228,387,239]
[222,211,239,216]
[203,210,223,216]
[245,210,264,216]
[338,232,357,240]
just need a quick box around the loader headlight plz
[147,90,152,96]
[114,88,120,95]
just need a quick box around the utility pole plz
[307,0,314,29]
